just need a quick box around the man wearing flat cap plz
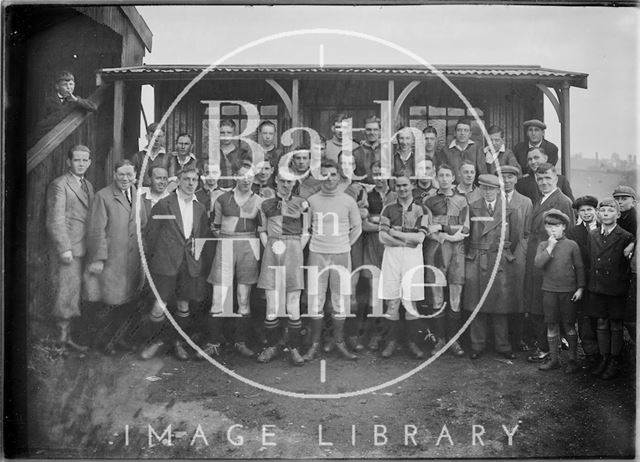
[612,185,637,238]
[567,195,600,369]
[513,119,559,175]
[464,174,519,359]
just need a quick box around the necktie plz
[125,189,131,205]
[80,178,89,196]
[487,203,494,216]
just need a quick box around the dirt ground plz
[26,331,636,459]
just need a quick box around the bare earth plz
[27,340,635,459]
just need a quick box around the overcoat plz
[506,190,532,313]
[85,183,147,305]
[463,197,518,314]
[586,226,633,296]
[523,188,574,315]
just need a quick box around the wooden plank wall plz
[22,8,143,334]
[155,80,285,156]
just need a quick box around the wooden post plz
[559,81,571,180]
[112,79,125,167]
[292,79,300,146]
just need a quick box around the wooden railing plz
[26,84,112,174]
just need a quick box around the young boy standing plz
[534,209,585,373]
[586,198,634,379]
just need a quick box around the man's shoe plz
[470,351,482,360]
[407,342,425,359]
[591,356,609,377]
[174,340,189,361]
[527,348,550,363]
[368,334,382,351]
[449,341,465,357]
[430,338,447,357]
[501,351,517,360]
[302,342,320,361]
[65,338,90,352]
[518,340,531,352]
[234,342,255,358]
[197,342,221,359]
[289,348,305,366]
[140,340,165,360]
[354,337,366,352]
[381,340,397,358]
[582,354,600,370]
[601,357,620,380]
[323,337,335,354]
[257,346,279,363]
[346,336,358,351]
[538,358,561,371]
[335,341,358,360]
[564,360,579,374]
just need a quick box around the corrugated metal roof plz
[98,64,588,88]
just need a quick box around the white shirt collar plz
[540,187,558,204]
[449,139,475,149]
[69,172,84,183]
[176,188,197,203]
[529,140,543,148]
[601,224,617,235]
[147,147,166,161]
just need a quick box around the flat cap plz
[544,208,570,226]
[477,174,500,188]
[572,195,598,210]
[523,119,546,130]
[499,165,520,176]
[598,197,620,212]
[612,185,637,199]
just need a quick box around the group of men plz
[45,113,637,379]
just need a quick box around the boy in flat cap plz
[612,185,637,238]
[464,174,518,360]
[585,198,634,379]
[566,195,600,369]
[534,209,585,372]
[513,119,559,174]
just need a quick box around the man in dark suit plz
[515,146,574,203]
[46,145,95,352]
[522,163,575,363]
[513,119,559,174]
[140,165,209,360]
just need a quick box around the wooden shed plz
[6,4,152,337]
[97,63,587,176]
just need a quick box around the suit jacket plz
[523,188,575,314]
[145,192,209,278]
[46,172,95,257]
[85,183,147,305]
[515,173,574,204]
[513,139,559,174]
[586,226,634,296]
[567,222,601,270]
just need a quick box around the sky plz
[137,5,638,159]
